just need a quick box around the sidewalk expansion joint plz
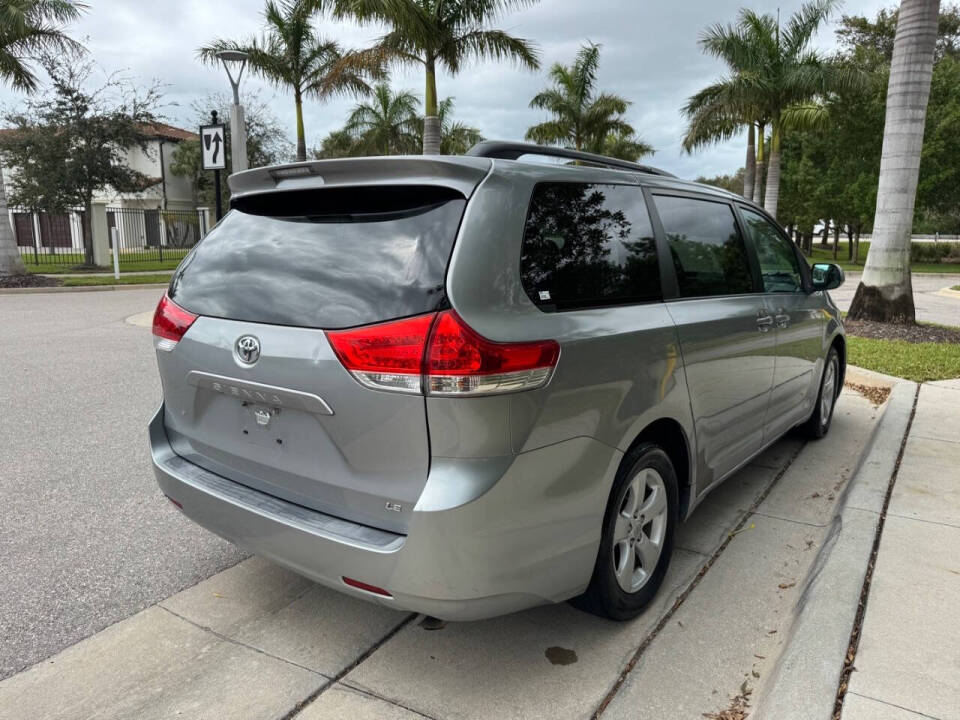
[157,604,326,678]
[751,509,830,529]
[276,612,418,720]
[847,691,943,719]
[338,681,443,720]
[591,439,808,718]
[832,385,920,719]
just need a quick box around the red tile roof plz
[138,122,199,141]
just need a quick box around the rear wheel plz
[574,444,678,621]
[801,347,840,439]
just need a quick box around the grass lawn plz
[23,251,188,274]
[61,273,172,287]
[952,285,960,291]
[807,241,960,274]
[847,335,960,382]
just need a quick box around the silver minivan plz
[149,142,845,621]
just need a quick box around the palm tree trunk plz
[0,159,26,275]
[753,122,765,205]
[763,120,781,218]
[848,0,939,322]
[423,59,441,155]
[294,90,307,162]
[743,124,756,200]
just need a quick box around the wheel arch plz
[621,417,693,521]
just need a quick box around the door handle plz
[775,309,790,328]
[756,312,774,333]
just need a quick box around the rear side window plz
[168,186,465,329]
[652,195,754,298]
[520,183,661,312]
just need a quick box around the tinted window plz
[653,195,754,297]
[520,183,660,311]
[168,186,465,329]
[740,207,803,293]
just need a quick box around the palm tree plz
[848,0,940,323]
[0,0,86,276]
[415,97,484,155]
[344,83,420,155]
[683,1,860,217]
[525,42,653,161]
[334,0,539,154]
[199,0,374,162]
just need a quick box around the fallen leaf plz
[212,592,224,598]
[778,582,796,590]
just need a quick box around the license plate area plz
[238,401,288,449]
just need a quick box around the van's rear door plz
[157,160,489,534]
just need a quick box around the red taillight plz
[326,310,559,396]
[327,314,435,393]
[342,576,393,597]
[152,294,197,350]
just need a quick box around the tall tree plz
[0,0,86,276]
[200,0,373,162]
[416,97,484,155]
[848,0,941,322]
[1,57,162,267]
[525,42,652,161]
[335,0,539,154]
[344,83,420,155]
[683,1,861,217]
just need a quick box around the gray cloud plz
[1,0,891,179]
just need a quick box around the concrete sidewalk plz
[841,379,960,720]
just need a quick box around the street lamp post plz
[216,50,249,174]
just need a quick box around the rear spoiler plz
[227,156,493,202]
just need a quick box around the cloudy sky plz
[1,0,892,179]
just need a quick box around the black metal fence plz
[14,206,207,268]
[107,207,206,266]
[12,210,87,266]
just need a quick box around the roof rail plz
[465,141,675,177]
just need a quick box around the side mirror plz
[811,262,845,291]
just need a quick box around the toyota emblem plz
[235,335,261,365]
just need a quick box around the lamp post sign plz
[201,112,227,220]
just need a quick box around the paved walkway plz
[841,379,960,720]
[830,272,960,326]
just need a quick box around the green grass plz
[847,335,960,382]
[952,285,960,291]
[807,241,960,274]
[23,250,188,274]
[61,273,173,287]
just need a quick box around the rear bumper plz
[150,406,622,621]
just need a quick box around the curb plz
[0,284,169,295]
[754,379,918,719]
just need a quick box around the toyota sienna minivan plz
[149,141,846,621]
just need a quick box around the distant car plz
[149,142,846,621]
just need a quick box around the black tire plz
[801,347,841,439]
[573,443,679,621]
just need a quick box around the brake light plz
[425,311,560,395]
[326,311,559,396]
[152,294,197,351]
[326,313,435,393]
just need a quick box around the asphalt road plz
[0,288,246,680]
[831,271,960,325]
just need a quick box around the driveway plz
[0,289,246,680]
[831,271,960,325]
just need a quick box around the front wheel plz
[801,347,840,439]
[574,444,678,621]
